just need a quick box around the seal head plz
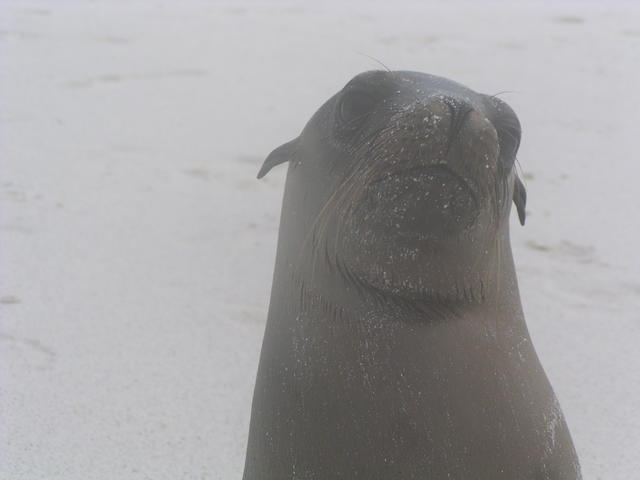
[260,70,527,304]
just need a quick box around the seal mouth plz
[370,163,480,207]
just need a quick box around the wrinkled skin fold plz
[244,71,581,480]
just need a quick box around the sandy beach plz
[1,1,639,478]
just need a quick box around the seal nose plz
[379,95,499,174]
[396,95,501,177]
[408,96,486,156]
[405,95,476,137]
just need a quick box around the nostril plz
[443,101,475,155]
[496,123,521,161]
[450,106,475,140]
[484,95,521,162]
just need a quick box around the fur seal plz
[244,71,581,479]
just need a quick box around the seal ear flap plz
[257,138,298,179]
[513,175,527,226]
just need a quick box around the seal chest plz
[244,71,581,480]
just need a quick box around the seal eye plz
[338,90,376,127]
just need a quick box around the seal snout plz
[355,93,504,241]
[379,95,499,190]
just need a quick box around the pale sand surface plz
[1,1,639,478]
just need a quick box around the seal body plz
[244,71,581,479]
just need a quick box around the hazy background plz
[1,1,639,478]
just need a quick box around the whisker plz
[488,90,518,99]
[355,52,391,72]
